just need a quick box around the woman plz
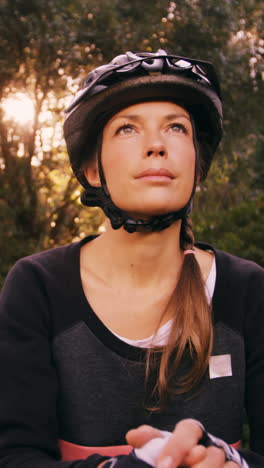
[0,50,263,468]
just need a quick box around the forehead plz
[107,101,190,124]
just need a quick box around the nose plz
[144,128,168,158]
[146,148,167,157]
[145,142,168,158]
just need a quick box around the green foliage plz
[193,133,264,266]
[194,192,264,266]
[0,0,263,290]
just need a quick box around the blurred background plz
[0,0,263,288]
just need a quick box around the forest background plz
[0,0,263,289]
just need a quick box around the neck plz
[87,219,184,288]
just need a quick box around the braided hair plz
[145,216,213,410]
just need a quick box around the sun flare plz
[2,92,35,125]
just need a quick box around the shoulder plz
[0,238,88,315]
[196,242,263,329]
[214,248,264,299]
[16,241,79,269]
[1,235,96,314]
[0,240,85,332]
[2,241,79,289]
[213,248,264,313]
[196,241,263,284]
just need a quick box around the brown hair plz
[145,216,213,410]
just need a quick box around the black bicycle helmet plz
[64,50,223,233]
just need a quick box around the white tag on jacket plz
[209,354,232,379]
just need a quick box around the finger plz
[157,419,203,468]
[191,446,225,468]
[126,425,163,448]
[182,445,207,466]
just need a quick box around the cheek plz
[182,138,196,164]
[185,148,196,173]
[101,139,136,181]
[169,139,196,173]
[101,151,126,200]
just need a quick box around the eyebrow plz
[110,113,191,123]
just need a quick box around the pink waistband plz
[230,440,241,450]
[59,439,241,461]
[59,440,132,461]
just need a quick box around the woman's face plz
[86,101,196,218]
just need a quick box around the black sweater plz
[0,236,264,467]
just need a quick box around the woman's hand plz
[126,419,240,468]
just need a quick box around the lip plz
[135,168,175,179]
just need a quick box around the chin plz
[124,204,184,218]
[115,194,190,218]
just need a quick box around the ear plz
[83,159,101,187]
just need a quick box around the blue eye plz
[169,123,188,134]
[116,124,135,135]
